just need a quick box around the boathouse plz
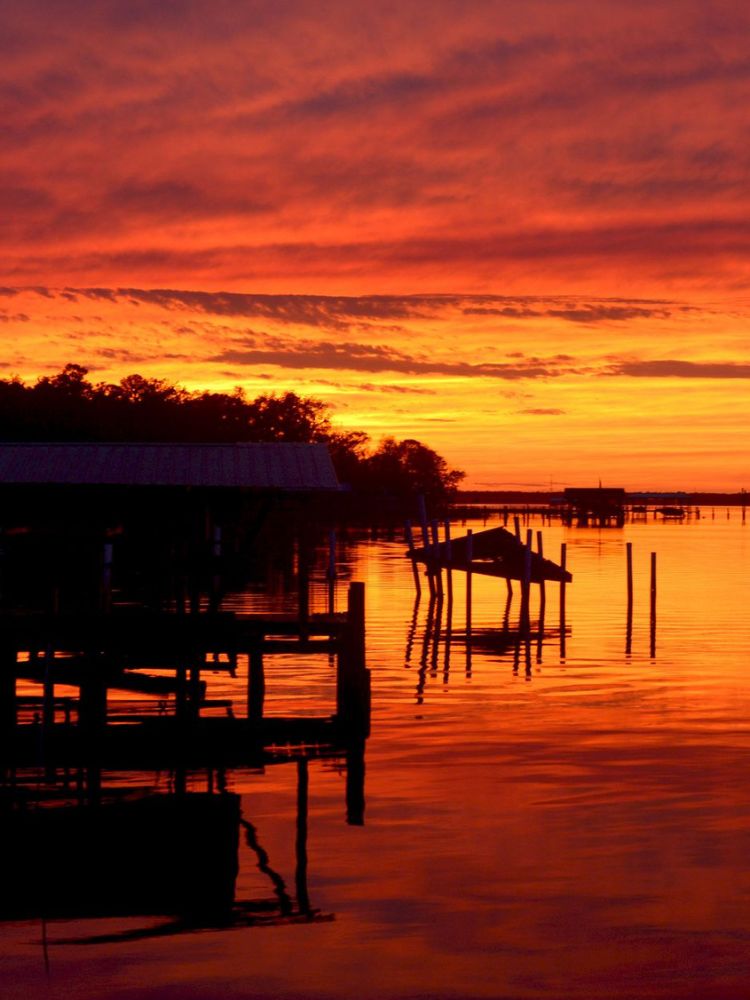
[560,487,626,527]
[0,441,370,793]
[0,441,341,614]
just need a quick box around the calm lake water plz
[5,510,750,999]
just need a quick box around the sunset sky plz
[3,1,749,489]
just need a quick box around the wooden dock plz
[0,583,371,780]
[407,525,572,583]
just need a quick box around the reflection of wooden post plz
[295,757,311,915]
[346,740,366,826]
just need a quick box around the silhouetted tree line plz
[0,365,464,502]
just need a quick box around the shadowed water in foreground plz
[3,513,750,999]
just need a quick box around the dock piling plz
[650,552,657,657]
[405,521,422,598]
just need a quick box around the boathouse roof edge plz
[0,442,341,491]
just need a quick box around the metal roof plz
[0,443,340,490]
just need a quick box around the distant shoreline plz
[457,490,748,506]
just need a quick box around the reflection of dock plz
[405,579,571,702]
[0,746,360,939]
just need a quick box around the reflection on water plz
[3,512,750,999]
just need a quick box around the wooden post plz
[417,494,430,549]
[650,551,657,657]
[536,529,546,603]
[559,542,567,658]
[248,646,265,721]
[0,644,17,759]
[405,521,422,598]
[101,542,113,613]
[327,529,337,614]
[79,653,107,800]
[297,527,309,629]
[444,520,453,604]
[465,529,473,638]
[189,652,204,717]
[626,541,633,655]
[430,519,443,598]
[337,583,370,734]
[210,525,222,612]
[522,529,532,634]
[417,496,435,598]
[514,515,521,541]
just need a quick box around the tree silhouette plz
[0,367,464,502]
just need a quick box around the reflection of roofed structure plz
[561,487,626,527]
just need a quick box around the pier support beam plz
[336,583,370,736]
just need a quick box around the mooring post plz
[405,520,422,598]
[248,644,265,722]
[559,542,567,658]
[0,643,17,759]
[210,524,222,612]
[297,528,310,631]
[430,519,443,599]
[417,496,435,598]
[79,653,107,801]
[417,494,430,549]
[101,541,113,613]
[536,529,546,603]
[626,541,634,655]
[327,528,337,614]
[522,529,533,634]
[42,645,56,781]
[650,551,657,657]
[444,519,453,604]
[465,529,473,637]
[514,516,521,541]
[337,583,370,735]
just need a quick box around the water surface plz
[5,512,750,999]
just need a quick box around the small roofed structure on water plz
[560,487,626,527]
[407,525,572,583]
[0,441,340,491]
[0,441,342,616]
